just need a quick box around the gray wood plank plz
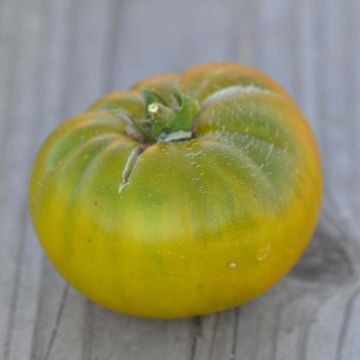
[0,0,359,359]
[0,0,23,351]
[0,0,51,358]
[105,0,237,89]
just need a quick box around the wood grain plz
[0,0,359,359]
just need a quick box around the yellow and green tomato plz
[29,63,322,318]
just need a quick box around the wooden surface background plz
[1,0,359,359]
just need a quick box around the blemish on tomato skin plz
[228,262,237,269]
[256,244,272,261]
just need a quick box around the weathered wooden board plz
[0,0,359,359]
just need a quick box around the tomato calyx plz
[130,90,200,144]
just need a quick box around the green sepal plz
[173,91,183,107]
[171,95,200,132]
[148,103,177,140]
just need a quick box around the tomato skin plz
[29,63,322,318]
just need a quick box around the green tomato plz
[29,62,322,318]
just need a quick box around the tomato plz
[29,63,322,318]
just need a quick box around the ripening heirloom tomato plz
[29,63,322,318]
